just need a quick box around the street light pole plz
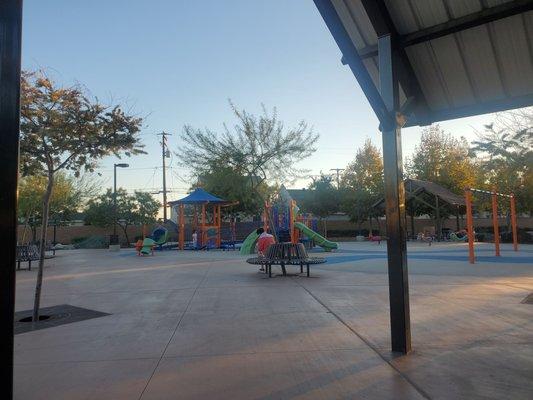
[113,163,129,245]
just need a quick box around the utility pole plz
[330,168,345,189]
[158,132,172,221]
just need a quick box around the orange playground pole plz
[216,205,221,248]
[178,204,185,250]
[510,194,518,251]
[201,204,206,246]
[465,189,475,264]
[263,202,269,231]
[289,200,296,244]
[491,189,500,256]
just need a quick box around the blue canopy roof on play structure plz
[169,188,227,205]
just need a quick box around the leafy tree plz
[18,172,87,242]
[341,139,384,233]
[471,109,532,213]
[300,174,338,236]
[177,101,319,196]
[20,70,144,321]
[406,125,480,224]
[195,166,272,216]
[407,125,478,194]
[85,189,161,244]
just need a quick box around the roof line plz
[359,0,533,60]
[313,0,392,127]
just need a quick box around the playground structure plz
[170,188,236,250]
[465,188,519,264]
[240,187,338,255]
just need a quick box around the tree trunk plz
[323,218,327,238]
[33,171,54,322]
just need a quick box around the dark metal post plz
[0,0,23,397]
[378,34,411,354]
[113,164,117,237]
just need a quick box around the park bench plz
[16,244,40,271]
[246,242,326,278]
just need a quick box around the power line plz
[330,168,345,188]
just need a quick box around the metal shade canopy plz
[169,188,229,205]
[313,0,533,354]
[315,0,533,128]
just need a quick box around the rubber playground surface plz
[13,241,533,399]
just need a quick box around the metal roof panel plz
[315,0,533,125]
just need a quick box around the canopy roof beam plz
[314,0,392,128]
[359,0,533,60]
[360,0,430,123]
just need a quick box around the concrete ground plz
[13,242,533,399]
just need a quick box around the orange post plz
[510,194,518,251]
[216,205,221,248]
[263,202,269,231]
[178,204,185,250]
[491,189,500,256]
[201,204,206,247]
[465,189,475,264]
[289,200,296,244]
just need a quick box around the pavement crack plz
[295,279,432,400]
[137,262,213,400]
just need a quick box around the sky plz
[22,0,493,206]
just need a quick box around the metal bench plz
[16,244,40,271]
[246,242,326,277]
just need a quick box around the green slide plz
[239,230,260,255]
[140,238,156,255]
[294,222,338,252]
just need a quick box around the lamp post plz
[112,163,129,246]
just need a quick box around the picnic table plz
[246,242,326,277]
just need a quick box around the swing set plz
[464,187,518,264]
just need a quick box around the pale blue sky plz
[22,0,491,204]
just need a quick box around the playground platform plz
[13,242,532,399]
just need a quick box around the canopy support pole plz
[201,204,206,247]
[178,204,184,250]
[379,34,411,354]
[465,189,475,264]
[510,194,518,251]
[217,205,221,248]
[491,188,500,256]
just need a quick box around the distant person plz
[255,228,276,272]
[192,230,198,249]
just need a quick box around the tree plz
[471,108,532,213]
[18,172,88,243]
[85,189,161,244]
[177,101,319,197]
[341,139,384,233]
[20,71,144,321]
[195,166,273,216]
[299,174,338,236]
[407,125,478,194]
